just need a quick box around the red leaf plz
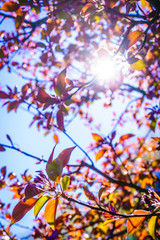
[56,110,65,131]
[46,144,57,169]
[0,145,6,151]
[1,166,6,178]
[11,198,37,225]
[0,91,9,99]
[7,100,19,112]
[58,146,76,168]
[25,184,43,200]
[37,89,51,103]
[83,186,96,201]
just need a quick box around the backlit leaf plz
[119,134,135,142]
[1,1,20,12]
[37,89,51,103]
[127,31,143,49]
[25,184,43,200]
[98,187,106,200]
[96,150,105,161]
[60,176,70,191]
[92,133,103,142]
[127,210,149,234]
[80,3,95,17]
[130,59,146,70]
[57,146,76,168]
[56,68,66,95]
[11,198,37,225]
[34,196,50,218]
[46,144,57,169]
[44,198,58,229]
[83,186,96,201]
[148,216,157,239]
[46,158,63,181]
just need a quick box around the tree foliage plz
[0,0,160,239]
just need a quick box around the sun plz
[91,48,127,88]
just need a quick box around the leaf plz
[57,146,76,168]
[11,198,37,225]
[80,3,95,17]
[56,110,65,131]
[56,69,67,95]
[98,187,106,200]
[37,89,51,103]
[96,150,105,161]
[0,91,9,99]
[130,59,146,70]
[1,166,6,178]
[46,158,63,181]
[60,176,70,191]
[57,11,70,19]
[83,186,96,201]
[46,18,55,35]
[119,134,135,142]
[0,145,6,151]
[44,198,58,229]
[120,31,143,53]
[46,144,57,169]
[34,196,51,218]
[7,100,19,112]
[25,184,43,200]
[0,49,4,58]
[127,210,149,234]
[148,216,157,239]
[92,133,103,142]
[0,1,20,12]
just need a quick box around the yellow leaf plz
[148,216,158,239]
[34,196,50,218]
[127,210,149,234]
[44,198,58,229]
[141,0,147,7]
[130,59,146,70]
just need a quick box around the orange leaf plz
[83,186,96,201]
[119,134,135,142]
[92,133,103,142]
[127,210,149,234]
[44,198,58,229]
[127,31,143,49]
[80,3,95,17]
[1,1,20,12]
[11,198,37,225]
[54,134,59,143]
[58,146,76,167]
[96,150,105,161]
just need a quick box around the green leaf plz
[34,196,51,218]
[60,176,70,191]
[130,59,146,71]
[57,11,70,19]
[148,216,157,239]
[46,158,63,181]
